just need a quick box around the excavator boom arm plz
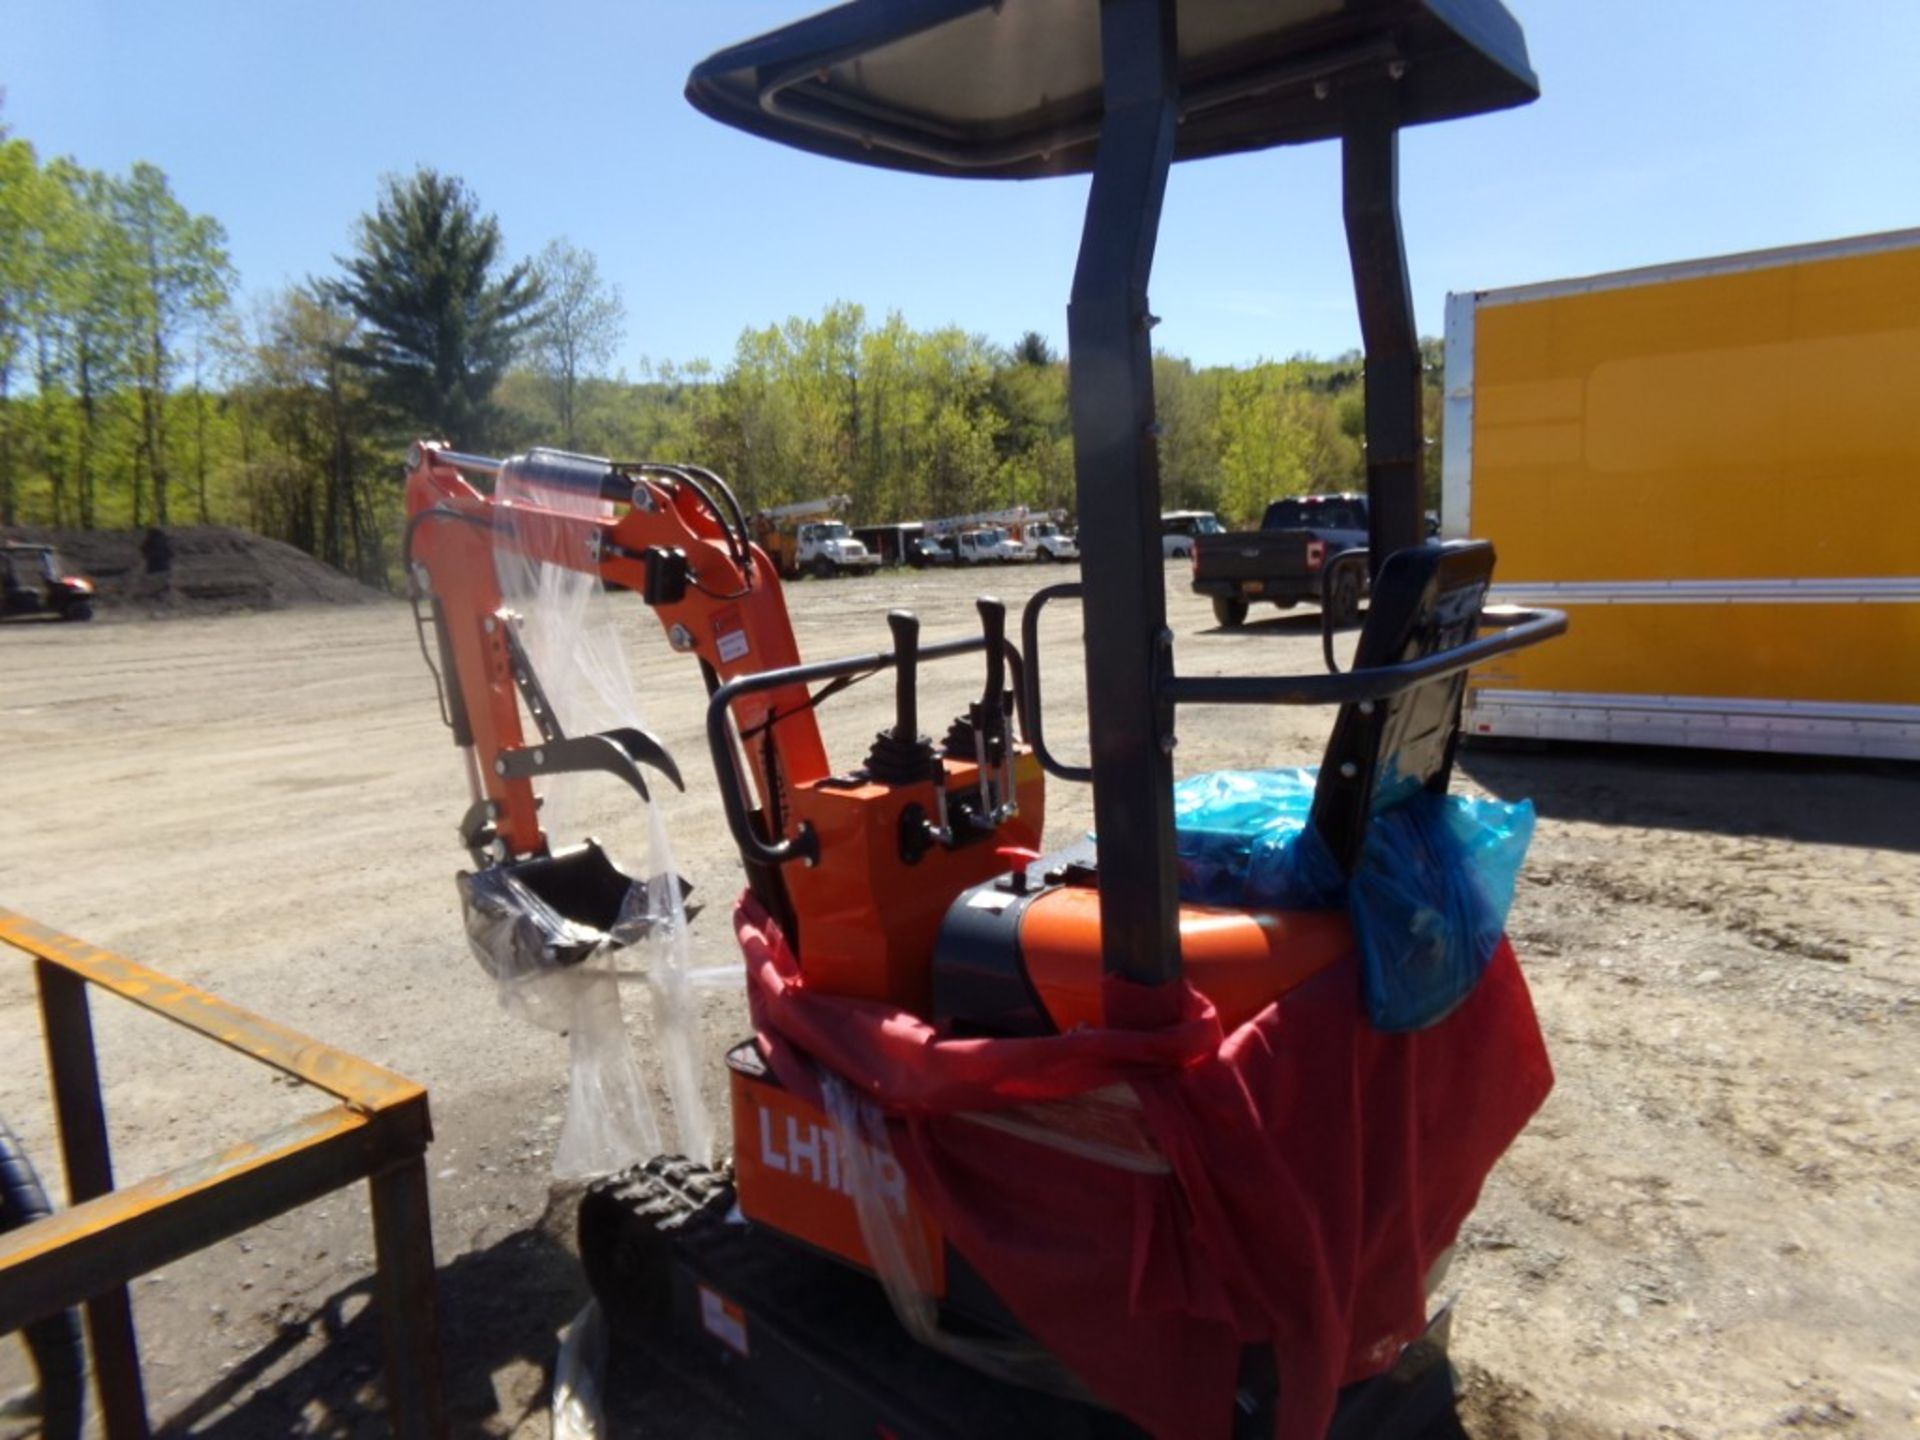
[403,443,827,862]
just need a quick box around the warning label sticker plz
[967,889,1017,912]
[713,607,750,664]
[699,1284,750,1357]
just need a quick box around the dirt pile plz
[2,524,389,613]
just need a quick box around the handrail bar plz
[1165,605,1566,707]
[1019,583,1094,783]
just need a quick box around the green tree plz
[1153,354,1224,512]
[717,302,866,508]
[1214,362,1362,523]
[115,161,233,524]
[528,238,626,448]
[331,168,542,448]
[991,345,1070,511]
[463,300,1439,537]
[1012,330,1057,367]
[0,149,128,527]
[908,326,1003,516]
[857,312,918,518]
[236,284,389,579]
[46,159,143,529]
[0,133,45,525]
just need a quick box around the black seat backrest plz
[1308,541,1496,874]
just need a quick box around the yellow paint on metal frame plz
[0,903,441,1429]
[0,907,424,1114]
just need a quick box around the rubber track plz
[577,1155,733,1333]
[0,1117,86,1440]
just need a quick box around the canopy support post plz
[1066,0,1183,995]
[1342,76,1425,575]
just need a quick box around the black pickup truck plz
[1189,493,1372,628]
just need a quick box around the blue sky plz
[7,1,1918,373]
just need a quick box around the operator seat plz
[1309,539,1495,869]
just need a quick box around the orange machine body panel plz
[783,752,1045,1012]
[729,1044,948,1294]
[1022,886,1355,1033]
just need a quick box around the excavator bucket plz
[460,842,697,985]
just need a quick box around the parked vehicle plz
[1189,494,1370,628]
[794,521,881,579]
[1,544,95,622]
[853,523,920,567]
[1020,520,1078,562]
[950,526,1021,565]
[905,535,956,568]
[1158,510,1222,558]
[751,497,882,579]
[1445,227,1920,759]
[925,508,1037,562]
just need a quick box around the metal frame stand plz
[0,910,448,1439]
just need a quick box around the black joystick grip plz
[867,608,940,786]
[976,596,1006,710]
[888,608,921,741]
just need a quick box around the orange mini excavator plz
[402,2,1567,1436]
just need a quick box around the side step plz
[579,1157,1466,1440]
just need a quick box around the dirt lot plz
[2,563,1915,1438]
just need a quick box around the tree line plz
[554,312,1442,530]
[1,119,1442,588]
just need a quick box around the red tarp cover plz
[737,895,1552,1440]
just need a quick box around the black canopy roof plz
[686,0,1537,181]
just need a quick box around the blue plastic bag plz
[1171,768,1342,909]
[1172,769,1534,1031]
[1348,792,1534,1029]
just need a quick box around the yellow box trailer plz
[1442,229,1920,760]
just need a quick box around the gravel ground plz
[1,561,1914,1438]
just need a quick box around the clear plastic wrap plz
[473,453,713,1175]
[1171,768,1534,1031]
[458,864,608,985]
[817,1069,1098,1401]
[550,1300,608,1440]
